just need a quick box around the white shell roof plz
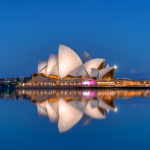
[38,60,48,74]
[82,114,93,126]
[37,44,115,80]
[50,64,58,76]
[97,67,115,79]
[75,101,87,112]
[40,67,47,75]
[81,51,93,64]
[58,98,83,133]
[58,44,83,79]
[84,59,105,77]
[76,65,88,77]
[84,100,106,119]
[68,101,81,110]
[91,68,99,78]
[48,101,58,112]
[90,99,99,108]
[47,54,58,77]
[37,103,48,116]
[46,101,59,123]
[68,65,83,77]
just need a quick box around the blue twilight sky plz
[0,0,150,79]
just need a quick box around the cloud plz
[130,70,143,73]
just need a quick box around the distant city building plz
[19,76,25,81]
[0,76,31,87]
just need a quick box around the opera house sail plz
[19,44,116,87]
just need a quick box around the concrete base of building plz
[16,85,150,89]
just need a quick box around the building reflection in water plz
[0,89,150,133]
[35,93,116,133]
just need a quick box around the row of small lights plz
[22,65,146,86]
[21,82,83,86]
[22,82,149,86]
[20,65,118,86]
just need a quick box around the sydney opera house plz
[21,44,116,87]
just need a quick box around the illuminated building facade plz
[19,44,116,87]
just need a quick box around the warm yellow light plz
[114,65,117,69]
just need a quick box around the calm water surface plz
[0,88,150,150]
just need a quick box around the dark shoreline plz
[0,87,15,90]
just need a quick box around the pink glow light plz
[82,79,97,86]
[82,91,97,98]
[83,81,90,85]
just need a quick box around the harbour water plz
[0,88,150,149]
